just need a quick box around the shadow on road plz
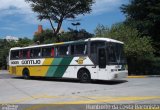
[92,80,128,85]
[0,71,127,85]
[0,73,15,79]
[13,76,128,85]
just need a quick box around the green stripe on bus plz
[46,58,63,77]
[53,57,73,78]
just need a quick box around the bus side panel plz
[29,66,50,77]
[97,65,115,80]
[8,66,16,75]
[8,66,23,77]
[12,58,54,77]
[97,65,128,80]
[15,65,53,77]
[65,66,98,79]
[63,57,97,79]
[45,57,73,78]
[29,58,54,77]
[8,66,12,74]
[16,66,24,76]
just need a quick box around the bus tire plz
[78,68,91,83]
[22,68,30,79]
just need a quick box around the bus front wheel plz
[22,68,30,79]
[78,69,91,83]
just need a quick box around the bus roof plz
[10,37,123,50]
[86,38,123,44]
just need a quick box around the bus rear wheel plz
[78,69,91,83]
[22,68,30,79]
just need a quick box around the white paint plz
[63,56,128,80]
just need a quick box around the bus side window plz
[27,50,30,59]
[11,50,19,60]
[75,44,87,55]
[84,45,87,54]
[55,47,58,57]
[57,45,69,56]
[31,48,41,58]
[66,46,70,55]
[19,51,22,59]
[22,50,28,59]
[107,43,116,63]
[42,47,53,57]
[51,48,54,57]
[90,41,105,64]
[71,45,74,55]
[30,49,33,58]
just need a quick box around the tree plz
[121,0,160,56]
[94,23,155,74]
[60,28,93,42]
[34,28,93,43]
[95,23,154,58]
[33,29,56,44]
[0,38,32,69]
[17,38,33,47]
[0,39,13,69]
[26,0,94,41]
[94,24,109,37]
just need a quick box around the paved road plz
[0,70,160,109]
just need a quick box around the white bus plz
[9,38,128,82]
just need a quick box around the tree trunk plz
[49,18,55,33]
[54,18,63,42]
[48,17,63,42]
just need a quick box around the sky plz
[0,0,129,39]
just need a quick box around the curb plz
[127,76,147,78]
[128,75,160,78]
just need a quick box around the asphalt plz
[0,70,160,109]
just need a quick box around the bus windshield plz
[107,42,126,64]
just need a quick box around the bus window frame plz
[30,47,42,59]
[70,42,88,57]
[89,40,106,65]
[106,42,125,65]
[55,44,70,57]
[41,46,54,58]
[10,50,20,60]
[74,43,88,56]
[54,42,88,58]
[21,49,30,59]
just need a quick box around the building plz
[34,24,65,35]
[35,25,43,35]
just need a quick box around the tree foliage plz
[95,23,156,74]
[33,29,57,44]
[95,23,154,58]
[95,24,109,37]
[34,28,93,44]
[121,0,160,55]
[26,0,94,41]
[0,38,32,69]
[17,38,33,47]
[60,28,93,42]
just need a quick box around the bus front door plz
[98,48,106,68]
[98,48,107,80]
